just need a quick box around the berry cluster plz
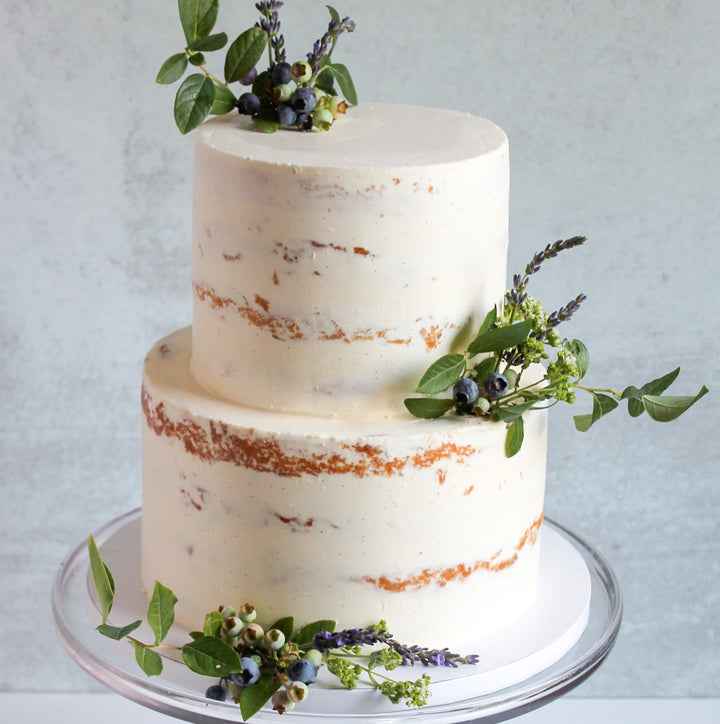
[237,59,348,132]
[204,604,321,714]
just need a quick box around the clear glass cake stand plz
[52,509,621,723]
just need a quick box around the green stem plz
[576,385,623,398]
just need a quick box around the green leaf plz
[252,117,280,133]
[182,636,242,677]
[294,619,336,648]
[314,69,337,95]
[326,5,341,24]
[492,400,537,423]
[564,339,589,379]
[467,319,532,355]
[188,52,206,66]
[88,535,114,623]
[239,675,283,722]
[622,368,682,418]
[404,397,455,419]
[642,385,708,422]
[471,356,496,383]
[147,582,178,645]
[178,0,219,45]
[189,31,228,52]
[210,83,236,115]
[268,616,294,641]
[156,53,189,84]
[96,620,142,640]
[203,610,224,637]
[129,640,163,677]
[174,73,215,134]
[505,417,524,457]
[477,307,498,337]
[224,27,268,83]
[574,392,618,431]
[416,353,466,394]
[318,62,358,105]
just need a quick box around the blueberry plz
[240,67,258,86]
[453,378,479,409]
[485,372,509,399]
[237,92,260,116]
[277,103,297,126]
[296,113,313,131]
[227,657,261,687]
[291,87,317,113]
[287,658,318,684]
[270,61,292,85]
[205,684,227,701]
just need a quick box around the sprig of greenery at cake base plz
[156,1,357,134]
[404,236,708,457]
[88,537,477,720]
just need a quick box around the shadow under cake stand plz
[53,509,621,723]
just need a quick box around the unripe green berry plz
[312,107,334,131]
[273,83,293,102]
[474,397,491,413]
[265,628,286,650]
[504,369,518,388]
[242,622,264,644]
[218,605,236,620]
[329,96,348,118]
[239,604,257,623]
[303,649,323,667]
[291,61,312,83]
[312,87,327,101]
[287,681,309,702]
[223,616,243,637]
[315,94,330,110]
[272,690,295,714]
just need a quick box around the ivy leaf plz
[467,319,532,355]
[642,386,708,422]
[224,27,268,83]
[96,620,142,641]
[317,63,358,105]
[179,0,219,45]
[182,636,242,677]
[129,640,163,677]
[174,74,215,134]
[268,616,294,641]
[189,31,228,52]
[239,675,283,722]
[203,610,224,637]
[574,392,618,431]
[147,582,178,645]
[88,535,114,623]
[564,338,589,379]
[404,397,455,419]
[210,83,237,115]
[156,53,189,85]
[416,353,466,394]
[294,619,336,648]
[505,417,524,457]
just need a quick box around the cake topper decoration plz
[89,536,477,719]
[404,237,708,456]
[156,1,357,134]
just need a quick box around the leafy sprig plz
[404,237,708,456]
[156,1,357,134]
[88,537,476,719]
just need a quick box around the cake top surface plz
[196,102,508,169]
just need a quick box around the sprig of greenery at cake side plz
[156,1,357,134]
[404,237,708,457]
[88,537,476,720]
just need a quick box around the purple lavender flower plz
[306,16,356,76]
[255,0,286,63]
[547,293,587,328]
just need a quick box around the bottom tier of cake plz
[140,327,548,648]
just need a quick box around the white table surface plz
[1,695,718,723]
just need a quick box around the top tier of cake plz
[190,102,509,417]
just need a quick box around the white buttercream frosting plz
[190,103,509,416]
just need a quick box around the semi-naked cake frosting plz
[141,103,548,647]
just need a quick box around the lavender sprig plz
[307,15,356,77]
[547,293,587,328]
[313,624,478,668]
[255,0,286,63]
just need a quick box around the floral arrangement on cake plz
[88,537,476,719]
[404,237,708,456]
[156,0,357,133]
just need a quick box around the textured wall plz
[1,0,718,696]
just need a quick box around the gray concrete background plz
[1,0,718,696]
